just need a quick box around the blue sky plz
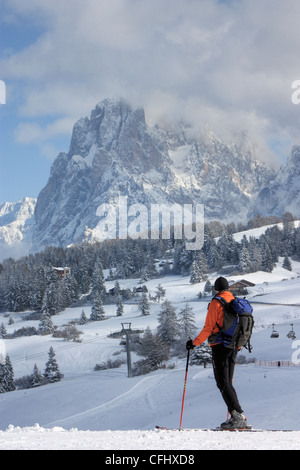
[1,0,300,203]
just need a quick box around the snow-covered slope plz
[0,257,300,449]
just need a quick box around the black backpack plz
[214,296,254,352]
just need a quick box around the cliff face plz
[32,98,276,248]
[249,145,300,218]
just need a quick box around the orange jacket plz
[193,290,235,347]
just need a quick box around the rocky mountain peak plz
[250,144,300,218]
[3,97,299,256]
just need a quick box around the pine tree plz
[41,283,59,316]
[190,250,208,284]
[31,364,44,388]
[282,212,295,256]
[260,236,275,272]
[114,281,121,298]
[283,255,292,271]
[64,275,79,306]
[157,300,179,345]
[1,355,15,392]
[134,327,170,375]
[190,342,212,368]
[239,245,251,273]
[0,322,7,338]
[116,295,124,317]
[79,309,88,324]
[90,291,106,321]
[248,237,262,272]
[178,303,197,341]
[203,280,212,296]
[91,258,106,299]
[155,283,166,303]
[176,303,197,356]
[138,291,150,316]
[44,347,63,383]
[0,362,4,393]
[37,313,55,335]
[295,227,300,259]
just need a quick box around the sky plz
[1,0,300,203]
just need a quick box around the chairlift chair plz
[271,323,279,338]
[287,323,296,339]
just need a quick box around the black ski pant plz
[211,344,243,415]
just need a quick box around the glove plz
[186,339,195,350]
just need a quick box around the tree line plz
[0,212,299,315]
[0,346,63,393]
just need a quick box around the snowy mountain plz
[2,97,300,256]
[32,98,275,249]
[1,255,300,449]
[0,197,36,259]
[250,145,300,218]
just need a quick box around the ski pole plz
[179,347,190,430]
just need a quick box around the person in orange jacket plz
[186,276,248,430]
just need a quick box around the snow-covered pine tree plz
[155,283,166,303]
[90,291,106,321]
[178,303,197,341]
[190,342,212,368]
[0,362,4,394]
[283,255,292,271]
[37,313,55,335]
[134,326,170,375]
[203,280,212,296]
[44,347,63,383]
[282,212,295,256]
[259,235,275,272]
[239,245,251,273]
[157,299,179,345]
[79,309,88,324]
[248,237,262,272]
[0,355,16,392]
[295,226,300,259]
[31,364,44,388]
[189,250,208,283]
[0,322,7,338]
[91,258,106,299]
[175,303,197,356]
[64,275,79,306]
[138,291,150,316]
[41,283,60,316]
[116,295,124,317]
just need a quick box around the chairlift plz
[270,323,279,338]
[287,323,296,340]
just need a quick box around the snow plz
[0,256,300,450]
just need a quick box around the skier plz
[186,276,248,430]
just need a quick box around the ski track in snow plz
[44,373,164,429]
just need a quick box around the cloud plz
[15,118,74,144]
[14,117,74,160]
[2,0,300,166]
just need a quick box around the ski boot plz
[220,410,248,430]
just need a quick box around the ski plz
[155,425,292,432]
[155,425,253,432]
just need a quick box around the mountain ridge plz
[1,98,299,257]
